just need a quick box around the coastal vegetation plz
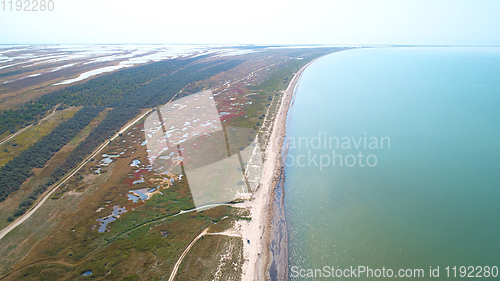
[0,107,80,167]
[0,106,103,203]
[0,57,242,218]
[0,56,241,136]
[0,47,343,280]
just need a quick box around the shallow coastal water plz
[284,48,500,280]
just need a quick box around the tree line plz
[51,107,140,180]
[0,56,204,136]
[9,107,140,219]
[3,57,242,218]
[0,106,103,203]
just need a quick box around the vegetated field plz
[0,51,238,136]
[0,47,346,280]
[0,108,111,229]
[0,46,189,111]
[67,108,112,146]
[0,54,243,217]
[0,122,249,280]
[0,46,153,110]
[0,106,103,208]
[0,107,80,167]
[176,234,244,281]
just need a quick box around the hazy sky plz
[1,0,499,45]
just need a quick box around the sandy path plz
[0,104,59,146]
[168,228,209,281]
[0,109,152,241]
[0,124,33,146]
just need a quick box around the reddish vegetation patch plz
[122,178,135,189]
[231,84,245,95]
[215,86,249,122]
[219,109,245,122]
[123,169,152,188]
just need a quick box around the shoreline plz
[239,57,319,281]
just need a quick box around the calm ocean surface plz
[284,48,500,280]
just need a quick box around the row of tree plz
[2,57,242,215]
[0,103,48,135]
[11,107,138,218]
[0,106,103,202]
[0,57,202,136]
[117,60,242,108]
[38,57,202,108]
[52,107,140,179]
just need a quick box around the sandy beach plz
[239,59,317,281]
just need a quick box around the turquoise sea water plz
[285,48,500,280]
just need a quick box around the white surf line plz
[0,109,153,241]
